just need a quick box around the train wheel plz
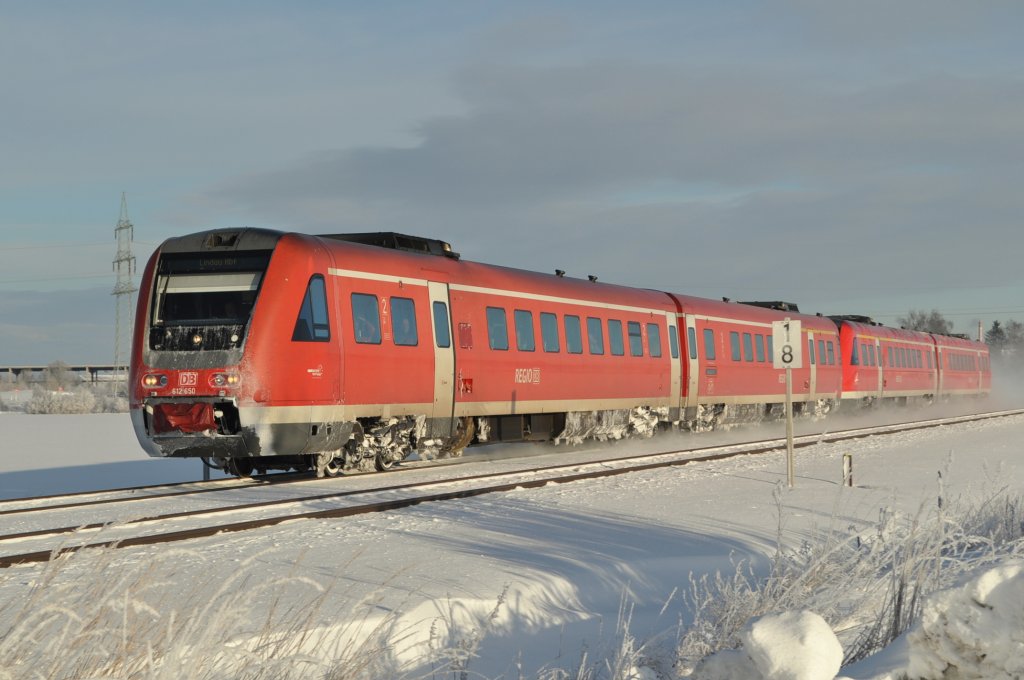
[226,458,254,478]
[323,456,344,477]
[374,453,395,472]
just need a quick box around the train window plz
[808,338,815,365]
[648,323,662,358]
[587,317,605,355]
[390,297,418,346]
[704,329,717,360]
[540,312,559,352]
[514,310,536,351]
[818,340,826,366]
[628,321,643,356]
[565,315,583,354]
[742,333,753,362]
[851,341,860,366]
[901,348,908,368]
[827,341,835,365]
[887,347,893,367]
[608,319,625,356]
[926,352,933,369]
[154,271,262,330]
[486,307,509,351]
[730,332,741,361]
[351,293,381,344]
[292,275,330,342]
[432,302,451,348]
[686,327,696,360]
[767,335,774,360]
[868,345,876,366]
[755,334,766,362]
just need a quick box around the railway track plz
[2,408,1021,568]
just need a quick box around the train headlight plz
[209,372,240,388]
[142,374,169,388]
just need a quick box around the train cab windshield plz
[155,272,261,326]
[149,251,271,351]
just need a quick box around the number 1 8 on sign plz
[772,319,803,488]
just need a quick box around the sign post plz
[772,318,803,488]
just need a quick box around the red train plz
[129,230,991,476]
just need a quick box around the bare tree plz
[1005,320,1024,356]
[897,309,953,335]
[44,361,79,391]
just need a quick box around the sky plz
[2,1,1023,364]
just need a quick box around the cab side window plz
[292,275,330,342]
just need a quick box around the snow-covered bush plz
[0,545,412,680]
[677,486,1024,677]
[24,387,96,414]
[16,385,128,414]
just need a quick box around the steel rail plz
[1,408,1020,568]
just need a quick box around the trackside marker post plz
[773,318,803,488]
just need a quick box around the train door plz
[875,339,885,400]
[683,314,699,411]
[669,312,683,413]
[428,281,456,434]
[806,331,817,399]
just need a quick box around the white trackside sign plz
[772,319,803,369]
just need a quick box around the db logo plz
[179,372,198,386]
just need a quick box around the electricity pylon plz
[112,193,137,394]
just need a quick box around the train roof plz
[302,232,679,312]
[669,294,839,331]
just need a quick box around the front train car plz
[129,228,338,475]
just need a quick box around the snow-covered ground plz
[0,404,1023,679]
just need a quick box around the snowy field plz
[1,404,1023,678]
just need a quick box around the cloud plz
[193,62,1024,312]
